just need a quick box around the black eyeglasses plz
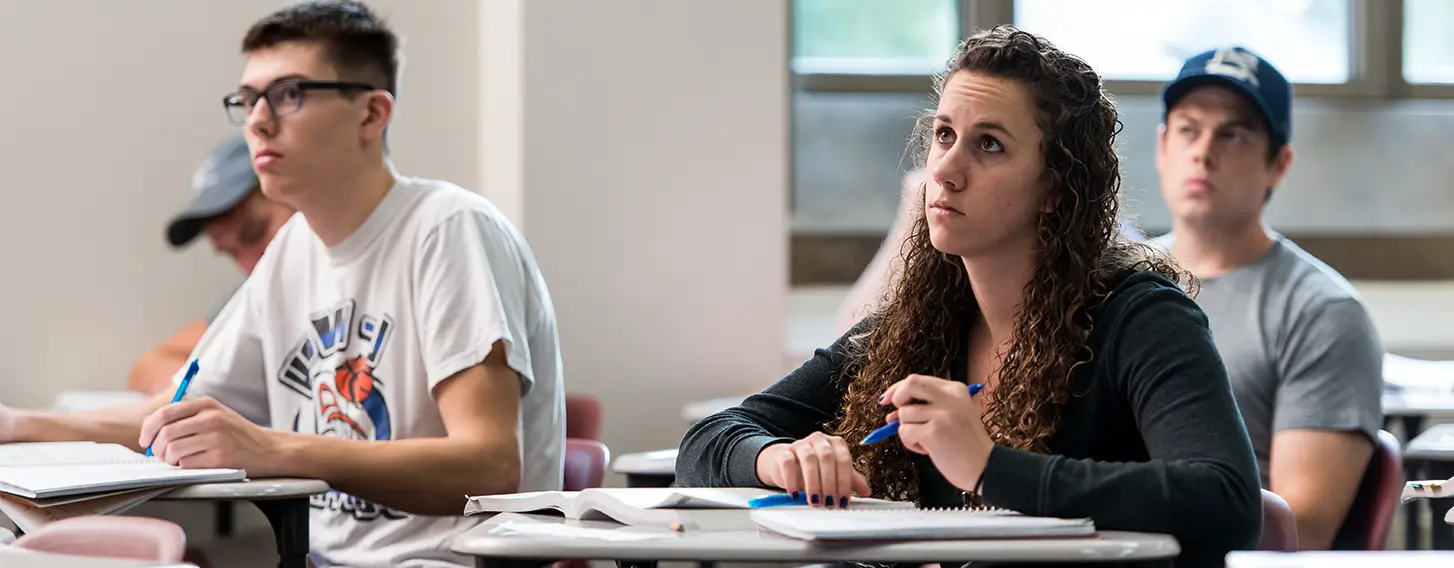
[223,80,377,124]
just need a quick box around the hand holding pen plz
[872,376,995,493]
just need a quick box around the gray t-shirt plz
[1152,233,1384,485]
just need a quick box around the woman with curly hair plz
[677,25,1261,566]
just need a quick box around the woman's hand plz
[880,374,995,491]
[755,431,872,508]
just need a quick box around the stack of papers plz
[0,442,245,532]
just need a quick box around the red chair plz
[1258,489,1299,551]
[12,515,186,562]
[1332,429,1404,550]
[564,438,609,491]
[566,393,602,441]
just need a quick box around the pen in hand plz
[146,358,200,458]
[860,383,983,445]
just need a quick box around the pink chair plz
[12,515,185,562]
[1259,489,1299,551]
[563,438,609,491]
[565,393,602,441]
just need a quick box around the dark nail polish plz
[791,491,800,499]
[826,495,835,508]
[811,494,820,504]
[839,496,848,508]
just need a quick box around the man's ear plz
[360,90,394,143]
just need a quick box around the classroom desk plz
[1225,550,1454,567]
[0,546,197,567]
[680,396,746,423]
[451,512,1181,568]
[1403,423,1454,550]
[611,449,677,488]
[157,478,328,568]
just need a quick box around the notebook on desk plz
[0,441,246,499]
[464,487,914,529]
[750,507,1096,542]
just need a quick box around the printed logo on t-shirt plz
[278,299,409,521]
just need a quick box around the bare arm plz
[273,340,523,516]
[1269,429,1374,550]
[127,320,208,395]
[10,392,172,451]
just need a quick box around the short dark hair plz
[242,1,399,97]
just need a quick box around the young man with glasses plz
[0,2,565,565]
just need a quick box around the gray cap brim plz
[167,136,259,247]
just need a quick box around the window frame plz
[795,0,1454,99]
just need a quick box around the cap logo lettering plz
[1205,47,1260,87]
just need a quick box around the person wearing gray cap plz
[1148,47,1382,550]
[125,136,294,396]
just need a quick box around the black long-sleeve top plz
[676,271,1262,568]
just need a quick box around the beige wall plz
[0,0,789,477]
[487,0,791,462]
[0,0,482,409]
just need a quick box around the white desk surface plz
[451,512,1180,564]
[156,478,329,501]
[1226,550,1454,567]
[0,546,195,567]
[1405,423,1454,460]
[611,449,677,475]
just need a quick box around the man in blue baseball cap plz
[127,136,294,395]
[1150,47,1383,550]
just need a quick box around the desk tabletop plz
[157,477,329,501]
[451,512,1180,564]
[611,449,677,475]
[0,546,195,567]
[1405,423,1454,459]
[1226,550,1454,567]
[680,396,746,423]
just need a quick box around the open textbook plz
[464,487,914,529]
[0,441,245,499]
[749,507,1097,542]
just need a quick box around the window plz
[1013,0,1351,84]
[792,0,959,75]
[1404,0,1454,84]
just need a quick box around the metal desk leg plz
[215,501,235,537]
[1408,459,1427,549]
[255,498,310,568]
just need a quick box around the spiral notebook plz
[465,488,915,529]
[750,506,1096,542]
[0,441,246,499]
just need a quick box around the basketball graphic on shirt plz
[335,356,376,403]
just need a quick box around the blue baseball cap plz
[166,136,259,247]
[1161,46,1292,148]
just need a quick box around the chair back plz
[565,393,602,441]
[1258,489,1299,551]
[1332,429,1404,550]
[13,515,185,562]
[564,438,609,491]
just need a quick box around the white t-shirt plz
[180,175,565,567]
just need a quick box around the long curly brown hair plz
[828,26,1191,502]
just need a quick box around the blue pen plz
[146,358,200,457]
[861,383,983,444]
[748,492,808,508]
